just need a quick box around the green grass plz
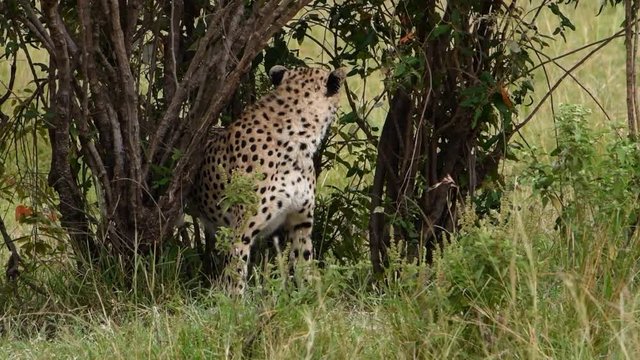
[2,2,640,359]
[2,184,640,358]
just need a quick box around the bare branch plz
[529,31,627,73]
[69,85,114,209]
[143,4,234,179]
[42,0,98,262]
[634,0,640,130]
[78,0,120,190]
[125,0,142,55]
[1,216,21,281]
[157,0,312,238]
[17,0,55,53]
[106,0,143,208]
[164,0,183,101]
[529,47,613,123]
[0,55,17,106]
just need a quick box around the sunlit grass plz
[521,3,628,151]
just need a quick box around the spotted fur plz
[192,66,346,293]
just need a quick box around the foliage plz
[525,104,640,270]
[214,168,266,266]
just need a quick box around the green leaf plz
[430,24,451,39]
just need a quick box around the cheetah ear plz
[269,65,288,87]
[326,67,347,97]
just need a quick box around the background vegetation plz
[1,0,640,358]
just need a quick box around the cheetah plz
[192,65,346,293]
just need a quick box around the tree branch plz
[17,0,56,53]
[1,217,21,281]
[512,29,622,134]
[142,3,233,180]
[42,0,98,263]
[106,0,143,209]
[625,0,638,136]
[0,54,17,106]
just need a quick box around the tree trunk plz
[368,0,510,273]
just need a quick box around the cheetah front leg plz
[226,236,252,295]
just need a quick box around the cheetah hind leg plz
[225,224,287,295]
[285,219,315,287]
[268,227,291,279]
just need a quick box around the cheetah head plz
[268,65,347,101]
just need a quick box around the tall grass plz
[2,170,640,358]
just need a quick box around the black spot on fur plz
[293,222,313,231]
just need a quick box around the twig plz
[0,217,21,281]
[512,30,621,133]
[0,54,17,106]
[342,80,377,144]
[17,0,55,53]
[528,29,627,73]
[529,47,613,123]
